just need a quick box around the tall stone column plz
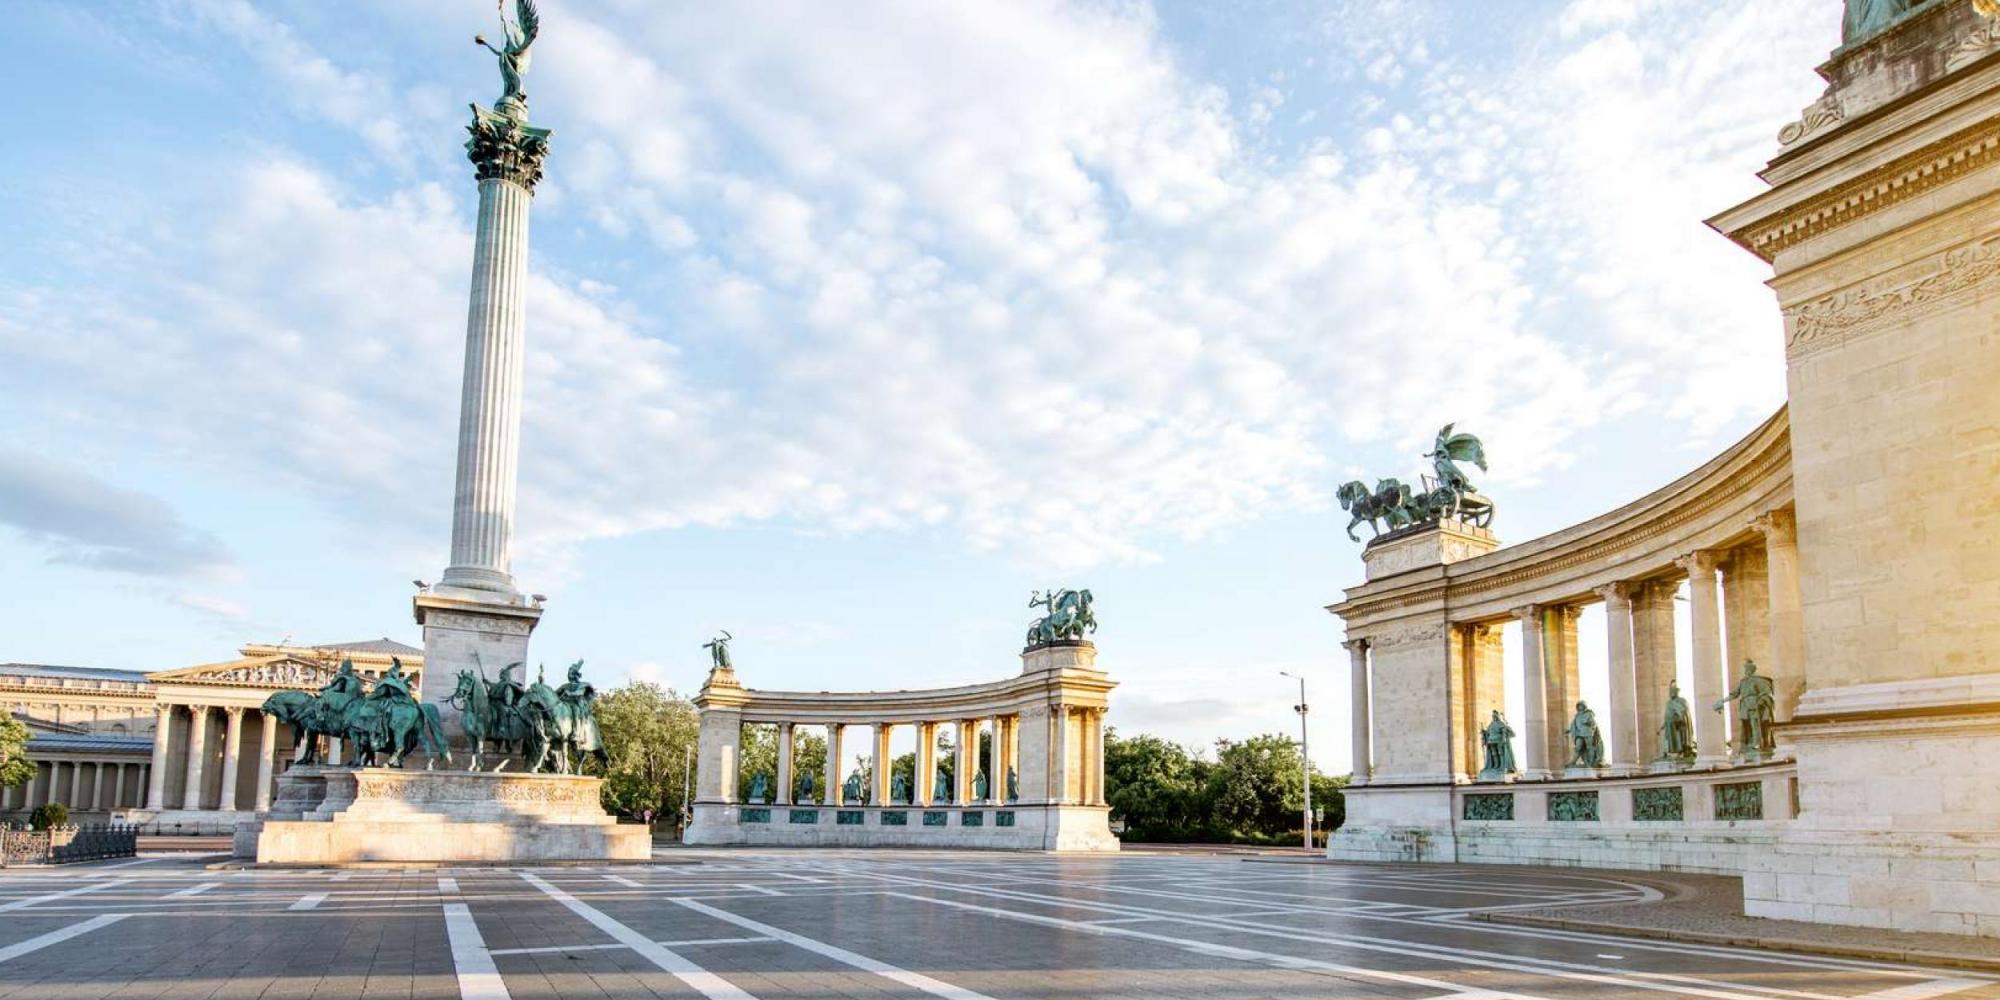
[1047,705,1072,805]
[775,723,795,806]
[1512,607,1551,778]
[255,712,278,813]
[183,705,211,811]
[217,707,244,814]
[1678,551,1728,761]
[1597,583,1640,772]
[1751,508,1806,722]
[68,762,85,809]
[1722,545,1772,677]
[1546,606,1584,766]
[414,99,553,746]
[824,724,844,807]
[91,763,106,812]
[1090,709,1108,806]
[145,704,172,810]
[915,722,937,807]
[954,720,975,805]
[1631,580,1679,763]
[870,723,891,805]
[986,717,1005,802]
[1343,639,1372,784]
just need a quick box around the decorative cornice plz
[466,104,552,192]
[1785,237,2000,357]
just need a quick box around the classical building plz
[688,637,1118,851]
[1333,0,2000,938]
[2,640,420,833]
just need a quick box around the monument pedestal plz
[240,767,647,864]
[413,589,542,756]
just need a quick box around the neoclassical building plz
[2,639,419,833]
[1334,0,2000,937]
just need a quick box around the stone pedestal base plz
[413,589,542,757]
[240,767,647,864]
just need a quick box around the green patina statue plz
[844,772,863,804]
[974,770,990,801]
[1715,659,1778,761]
[933,769,951,803]
[798,771,816,804]
[1007,766,1018,802]
[550,660,608,775]
[258,657,449,770]
[1479,709,1517,781]
[1844,0,1937,44]
[1566,701,1606,769]
[890,773,909,805]
[703,631,734,672]
[1338,424,1495,541]
[748,772,770,804]
[443,655,601,775]
[474,0,539,108]
[1659,680,1696,765]
[1026,588,1097,647]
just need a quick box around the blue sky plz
[1,1,1841,771]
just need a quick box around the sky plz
[0,0,1842,774]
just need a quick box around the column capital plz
[1340,637,1369,654]
[1749,506,1797,544]
[1676,550,1722,576]
[1593,581,1634,605]
[1552,604,1584,624]
[466,105,552,191]
[1510,604,1542,624]
[223,705,245,719]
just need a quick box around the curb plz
[1475,912,2000,974]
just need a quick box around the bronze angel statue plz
[1421,424,1493,526]
[475,0,540,106]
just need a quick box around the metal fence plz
[0,824,138,866]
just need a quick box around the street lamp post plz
[1281,671,1312,850]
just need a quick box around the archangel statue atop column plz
[475,0,540,113]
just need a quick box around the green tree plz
[0,717,32,793]
[1103,729,1207,841]
[594,682,699,823]
[735,725,830,801]
[1206,733,1306,839]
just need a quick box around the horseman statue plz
[551,660,607,775]
[1026,588,1098,647]
[1337,423,1495,541]
[259,656,449,770]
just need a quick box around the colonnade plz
[749,708,1108,808]
[1,759,149,814]
[1346,507,1803,782]
[142,702,286,814]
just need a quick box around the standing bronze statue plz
[703,631,734,672]
[1566,701,1606,769]
[1714,660,1778,761]
[1479,709,1517,780]
[1659,680,1696,765]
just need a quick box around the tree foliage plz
[594,682,699,822]
[0,717,31,792]
[1103,728,1346,845]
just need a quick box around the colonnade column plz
[952,720,974,805]
[183,705,211,811]
[1753,508,1805,722]
[1546,606,1583,767]
[1678,551,1728,761]
[824,724,843,806]
[870,723,891,805]
[1343,639,1371,785]
[1512,607,1550,777]
[90,763,107,812]
[145,705,172,810]
[1002,716,1019,801]
[986,717,1004,802]
[1047,704,1072,805]
[1597,582,1640,773]
[775,723,795,806]
[1092,709,1108,806]
[69,762,86,809]
[218,707,245,814]
[1631,580,1678,763]
[255,712,278,813]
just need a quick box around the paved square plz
[1,850,1995,999]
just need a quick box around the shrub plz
[29,802,69,831]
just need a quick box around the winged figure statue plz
[1426,423,1487,496]
[475,0,540,106]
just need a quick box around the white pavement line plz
[659,936,777,947]
[672,898,999,1000]
[518,872,758,1000]
[0,880,125,912]
[289,892,329,911]
[439,878,460,894]
[604,876,643,888]
[0,914,130,965]
[734,883,781,896]
[444,903,512,1000]
[1853,981,1991,1000]
[486,943,632,957]
[762,872,826,883]
[330,871,355,881]
[166,882,220,898]
[83,858,163,871]
[888,892,1548,1000]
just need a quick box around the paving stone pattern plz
[1,850,1997,998]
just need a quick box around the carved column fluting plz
[1751,508,1806,723]
[217,707,245,813]
[183,705,211,811]
[255,711,278,813]
[439,105,551,594]
[145,705,172,810]
[1343,639,1371,785]
[775,723,795,806]
[1678,551,1728,761]
[1597,582,1640,771]
[1513,607,1551,777]
[823,724,843,807]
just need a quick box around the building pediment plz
[148,655,346,691]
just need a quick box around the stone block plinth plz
[413,590,542,755]
[1361,520,1498,581]
[240,768,647,865]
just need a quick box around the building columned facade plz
[2,639,420,833]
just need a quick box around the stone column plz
[1001,716,1019,801]
[68,762,85,808]
[1678,551,1728,761]
[1047,704,1072,805]
[217,707,245,813]
[1752,508,1806,722]
[870,723,891,805]
[1597,582,1640,772]
[1343,639,1371,784]
[824,724,843,807]
[1512,606,1550,777]
[255,712,279,813]
[985,717,1004,802]
[1722,544,1771,678]
[1092,709,1109,806]
[91,762,107,812]
[145,704,172,810]
[915,722,936,807]
[775,723,794,806]
[952,719,974,806]
[439,104,551,595]
[1631,580,1679,763]
[1546,605,1584,766]
[183,705,212,811]
[109,764,125,810]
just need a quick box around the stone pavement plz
[2,849,1997,999]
